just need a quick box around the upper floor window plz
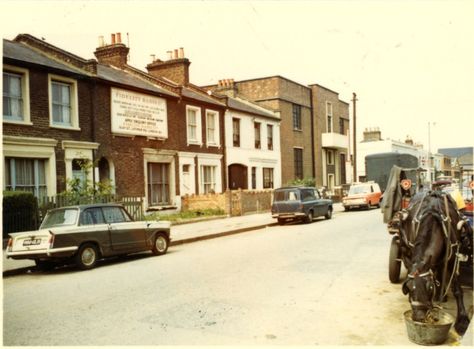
[186,106,202,145]
[292,104,302,130]
[49,74,79,129]
[339,118,345,135]
[232,118,240,147]
[326,102,333,133]
[206,110,220,147]
[267,124,274,150]
[3,66,30,124]
[254,122,261,149]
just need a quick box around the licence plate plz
[23,238,42,246]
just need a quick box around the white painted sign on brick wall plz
[111,88,168,138]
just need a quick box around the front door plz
[228,164,248,190]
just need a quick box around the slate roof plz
[227,96,278,119]
[438,147,473,159]
[182,87,225,107]
[3,39,86,75]
[97,65,178,98]
[3,38,179,98]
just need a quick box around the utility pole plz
[352,92,358,182]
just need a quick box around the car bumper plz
[272,213,305,219]
[6,246,78,259]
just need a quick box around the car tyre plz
[325,207,332,220]
[152,233,169,255]
[75,243,99,270]
[304,210,313,224]
[344,206,350,211]
[277,218,286,225]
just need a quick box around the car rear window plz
[349,185,370,195]
[274,189,299,202]
[41,208,79,229]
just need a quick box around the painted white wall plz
[225,109,281,189]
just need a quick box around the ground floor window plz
[263,167,274,189]
[251,167,257,189]
[147,162,170,205]
[202,165,216,194]
[4,157,47,198]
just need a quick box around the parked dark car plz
[271,186,333,225]
[6,204,171,270]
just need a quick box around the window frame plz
[201,165,216,194]
[4,157,47,198]
[3,65,31,125]
[254,122,261,149]
[263,167,274,189]
[267,124,273,150]
[292,104,302,131]
[186,105,202,145]
[326,102,333,133]
[232,117,240,147]
[48,74,79,130]
[205,109,220,147]
[294,147,303,180]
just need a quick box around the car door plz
[103,206,147,252]
[77,207,110,250]
[312,189,326,216]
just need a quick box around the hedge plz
[2,191,39,238]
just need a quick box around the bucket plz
[404,309,454,345]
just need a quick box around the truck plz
[365,152,419,192]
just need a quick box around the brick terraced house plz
[2,33,226,210]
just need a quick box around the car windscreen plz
[40,208,79,229]
[274,190,299,202]
[348,186,370,195]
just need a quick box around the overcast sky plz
[2,0,473,152]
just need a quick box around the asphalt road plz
[3,208,472,345]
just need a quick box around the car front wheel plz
[152,233,169,255]
[325,207,332,219]
[75,243,99,270]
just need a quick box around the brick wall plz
[182,189,273,216]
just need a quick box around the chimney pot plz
[167,50,173,60]
[179,47,184,58]
[116,33,122,43]
[174,49,179,59]
[151,54,156,62]
[98,36,104,47]
[111,33,116,45]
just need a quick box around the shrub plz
[2,191,39,237]
[286,177,316,187]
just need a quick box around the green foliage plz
[286,177,316,187]
[146,208,226,223]
[61,158,113,204]
[3,191,39,236]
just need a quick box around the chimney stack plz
[216,78,237,97]
[146,47,191,85]
[94,32,130,68]
[363,127,382,142]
